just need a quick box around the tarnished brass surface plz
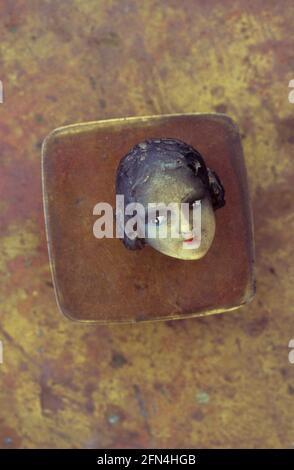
[42,114,254,322]
[0,0,294,448]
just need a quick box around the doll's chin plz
[172,250,208,260]
[155,246,210,260]
[146,235,214,260]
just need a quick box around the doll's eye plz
[150,215,166,226]
[190,200,201,208]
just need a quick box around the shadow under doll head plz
[116,138,225,260]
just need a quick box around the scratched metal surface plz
[0,0,294,448]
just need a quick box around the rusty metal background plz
[0,0,294,448]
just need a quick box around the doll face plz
[136,167,216,260]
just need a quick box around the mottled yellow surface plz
[0,0,294,448]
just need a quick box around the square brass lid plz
[42,113,255,323]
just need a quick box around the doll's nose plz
[180,212,192,234]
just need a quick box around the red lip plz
[183,237,194,243]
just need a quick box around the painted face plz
[135,166,216,260]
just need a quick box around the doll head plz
[116,138,225,260]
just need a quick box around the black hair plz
[116,138,225,250]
